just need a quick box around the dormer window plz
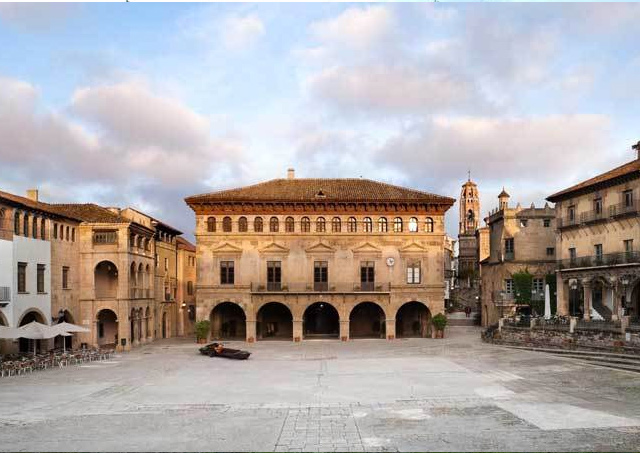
[315,190,326,198]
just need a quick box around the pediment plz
[259,242,290,255]
[400,242,428,253]
[211,242,243,255]
[305,242,336,254]
[352,242,382,255]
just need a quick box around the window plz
[41,219,46,239]
[505,238,514,254]
[568,206,575,221]
[363,217,373,233]
[17,262,27,293]
[543,219,551,228]
[533,278,544,294]
[407,260,421,284]
[238,217,248,232]
[520,219,528,228]
[269,217,279,232]
[624,190,633,207]
[425,217,434,233]
[222,216,232,232]
[187,281,194,295]
[254,217,263,232]
[594,198,602,215]
[64,226,68,241]
[546,247,555,256]
[23,213,29,236]
[220,261,235,285]
[301,217,310,233]
[360,261,375,291]
[569,247,577,263]
[93,230,117,244]
[37,264,45,293]
[393,217,403,233]
[285,217,294,233]
[347,217,357,233]
[62,267,69,289]
[137,236,143,248]
[505,279,514,294]
[594,244,603,263]
[316,217,326,232]
[314,261,328,291]
[378,217,388,232]
[408,217,418,232]
[14,212,21,235]
[207,217,216,232]
[53,223,58,239]
[72,228,75,242]
[267,261,281,291]
[32,217,38,238]
[624,239,634,253]
[332,217,341,233]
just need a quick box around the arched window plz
[285,217,294,233]
[223,216,232,232]
[40,218,46,240]
[23,213,29,236]
[378,217,388,233]
[14,212,20,235]
[363,217,373,233]
[425,217,434,233]
[254,217,263,232]
[332,217,341,233]
[269,217,279,232]
[238,217,248,232]
[409,217,418,232]
[347,217,357,233]
[301,217,310,233]
[53,223,58,239]
[316,217,326,232]
[72,227,75,242]
[137,236,143,248]
[207,217,216,232]
[393,217,403,232]
[32,216,38,238]
[66,226,70,241]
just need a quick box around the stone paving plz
[1,327,640,451]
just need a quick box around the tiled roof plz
[185,178,455,205]
[0,190,77,220]
[46,203,129,223]
[177,236,196,251]
[547,158,640,202]
[498,188,510,198]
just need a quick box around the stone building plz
[479,189,556,326]
[176,237,196,336]
[547,145,640,322]
[185,170,455,342]
[457,177,481,287]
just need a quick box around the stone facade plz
[457,178,480,288]
[177,237,196,336]
[185,172,455,342]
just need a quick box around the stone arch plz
[145,306,151,339]
[97,308,118,347]
[0,310,7,326]
[395,301,432,338]
[95,261,119,299]
[130,262,137,297]
[349,302,386,339]
[303,301,339,339]
[138,263,144,292]
[161,311,168,339]
[210,302,246,340]
[257,302,293,340]
[628,279,640,319]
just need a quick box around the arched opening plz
[303,302,339,339]
[130,308,137,344]
[161,312,167,338]
[97,309,118,347]
[627,280,640,319]
[349,302,385,339]
[0,311,7,326]
[396,302,432,338]
[210,302,246,340]
[55,310,75,350]
[145,306,150,339]
[591,279,612,320]
[138,263,144,296]
[18,310,46,353]
[95,261,118,299]
[257,302,293,340]
[137,308,143,342]
[568,279,584,317]
[130,262,137,298]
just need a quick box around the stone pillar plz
[556,275,568,316]
[340,320,349,341]
[611,285,620,321]
[385,319,396,340]
[118,319,130,351]
[246,320,256,343]
[293,319,303,342]
[582,281,592,321]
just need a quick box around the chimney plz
[287,168,295,180]
[26,189,39,202]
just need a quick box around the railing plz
[576,319,621,333]
[0,286,10,302]
[558,251,640,270]
[580,209,606,225]
[557,215,578,229]
[609,200,639,217]
[558,200,639,229]
[251,282,391,293]
[491,249,514,262]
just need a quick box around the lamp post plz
[569,279,578,316]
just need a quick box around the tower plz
[498,188,510,210]
[457,174,481,289]
[459,176,480,235]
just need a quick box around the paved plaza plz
[1,327,640,452]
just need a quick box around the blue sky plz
[0,2,639,240]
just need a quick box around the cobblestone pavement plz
[1,327,640,451]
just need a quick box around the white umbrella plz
[0,325,21,339]
[18,321,60,356]
[54,321,90,333]
[544,284,551,320]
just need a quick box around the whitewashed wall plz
[12,236,51,326]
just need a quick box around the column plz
[611,284,620,321]
[385,319,396,340]
[246,320,256,343]
[292,319,303,342]
[582,280,592,321]
[556,275,568,316]
[118,318,130,351]
[340,320,349,341]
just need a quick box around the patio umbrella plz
[544,284,551,320]
[54,321,90,333]
[17,321,60,356]
[0,325,21,339]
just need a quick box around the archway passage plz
[162,312,167,338]
[97,309,118,347]
[95,261,118,299]
[396,302,431,338]
[349,302,385,339]
[257,302,293,340]
[303,302,339,339]
[19,310,46,353]
[210,302,246,340]
[55,310,75,350]
[630,281,640,320]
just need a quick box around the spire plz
[468,169,471,182]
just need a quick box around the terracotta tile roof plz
[177,236,196,251]
[46,203,129,223]
[547,158,640,202]
[0,190,77,220]
[185,178,455,205]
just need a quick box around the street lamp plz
[569,279,578,316]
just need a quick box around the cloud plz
[0,3,79,32]
[221,14,265,51]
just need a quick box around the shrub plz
[195,320,211,340]
[432,313,448,331]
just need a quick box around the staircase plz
[447,311,477,327]
[592,298,612,321]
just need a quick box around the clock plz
[386,257,395,267]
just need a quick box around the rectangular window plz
[594,198,602,215]
[164,258,168,271]
[532,278,544,294]
[406,261,421,284]
[93,230,117,244]
[360,261,375,291]
[569,247,577,263]
[594,244,603,263]
[37,264,45,293]
[220,261,234,285]
[267,261,281,291]
[624,239,633,253]
[568,206,575,221]
[62,266,69,289]
[17,262,27,293]
[624,190,633,207]
[505,279,514,294]
[314,261,328,291]
[187,281,194,295]
[543,219,551,227]
[504,238,514,259]
[546,247,555,256]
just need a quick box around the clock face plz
[386,257,395,267]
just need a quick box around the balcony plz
[250,282,391,293]
[558,251,640,270]
[557,215,579,229]
[580,209,607,225]
[558,200,639,230]
[609,200,639,218]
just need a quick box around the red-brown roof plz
[547,158,640,202]
[177,236,196,252]
[0,190,78,221]
[185,178,455,205]
[47,203,129,223]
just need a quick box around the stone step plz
[505,345,640,360]
[448,319,476,326]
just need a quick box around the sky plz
[0,2,639,241]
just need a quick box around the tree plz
[512,269,533,305]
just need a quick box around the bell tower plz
[459,173,480,235]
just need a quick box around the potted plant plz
[432,313,448,339]
[195,320,210,344]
